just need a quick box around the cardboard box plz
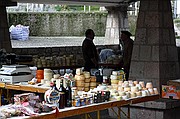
[162,85,180,99]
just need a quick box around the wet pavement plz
[11,36,106,48]
[11,36,180,48]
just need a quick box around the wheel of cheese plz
[118,91,126,96]
[131,86,138,93]
[90,76,96,82]
[75,75,85,81]
[83,71,90,79]
[136,91,142,97]
[124,86,131,92]
[90,86,96,89]
[118,86,124,91]
[85,78,91,83]
[146,82,153,89]
[84,82,90,87]
[117,75,124,80]
[76,68,83,75]
[76,80,85,87]
[90,82,96,87]
[111,84,118,90]
[110,75,117,80]
[111,79,119,84]
[84,87,90,92]
[53,74,60,79]
[112,71,119,76]
[153,88,158,94]
[77,86,84,91]
[130,92,137,98]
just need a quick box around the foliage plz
[54,5,101,12]
[128,16,137,36]
[174,19,180,23]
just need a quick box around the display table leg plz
[0,89,2,106]
[7,89,11,103]
[85,113,88,119]
[127,105,130,119]
[118,107,121,119]
[97,110,100,119]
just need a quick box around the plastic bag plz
[9,24,30,41]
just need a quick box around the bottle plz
[59,79,66,109]
[65,80,72,107]
[44,81,60,107]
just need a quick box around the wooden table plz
[0,83,49,105]
[0,83,159,119]
[29,95,159,119]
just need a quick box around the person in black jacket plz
[82,29,99,72]
[120,31,134,80]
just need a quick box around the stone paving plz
[11,36,106,48]
[11,36,180,48]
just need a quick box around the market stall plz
[0,65,160,119]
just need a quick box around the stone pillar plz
[0,4,12,52]
[129,0,180,91]
[105,6,129,45]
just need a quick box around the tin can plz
[80,98,86,106]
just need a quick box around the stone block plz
[162,29,170,45]
[140,1,149,11]
[52,47,60,53]
[169,30,176,45]
[144,100,166,109]
[136,11,145,28]
[21,48,28,55]
[159,46,168,61]
[45,48,52,54]
[132,102,145,107]
[155,110,164,119]
[131,45,139,61]
[163,13,173,28]
[147,28,159,45]
[65,46,73,53]
[144,62,159,79]
[152,46,159,61]
[112,17,118,28]
[122,18,129,29]
[139,45,151,61]
[149,1,158,11]
[135,28,147,45]
[59,47,66,52]
[145,12,160,28]
[106,17,112,28]
[129,61,144,79]
[110,29,115,38]
[37,48,45,55]
[105,28,111,38]
[13,48,21,54]
[136,109,155,119]
[28,48,38,55]
[167,46,178,62]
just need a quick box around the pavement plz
[11,36,106,48]
[11,36,180,48]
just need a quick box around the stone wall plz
[7,12,108,36]
[12,45,119,66]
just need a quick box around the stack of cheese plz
[109,80,159,101]
[89,76,97,90]
[83,71,91,92]
[75,68,85,91]
[110,71,125,84]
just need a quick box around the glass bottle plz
[59,79,66,109]
[65,80,72,107]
